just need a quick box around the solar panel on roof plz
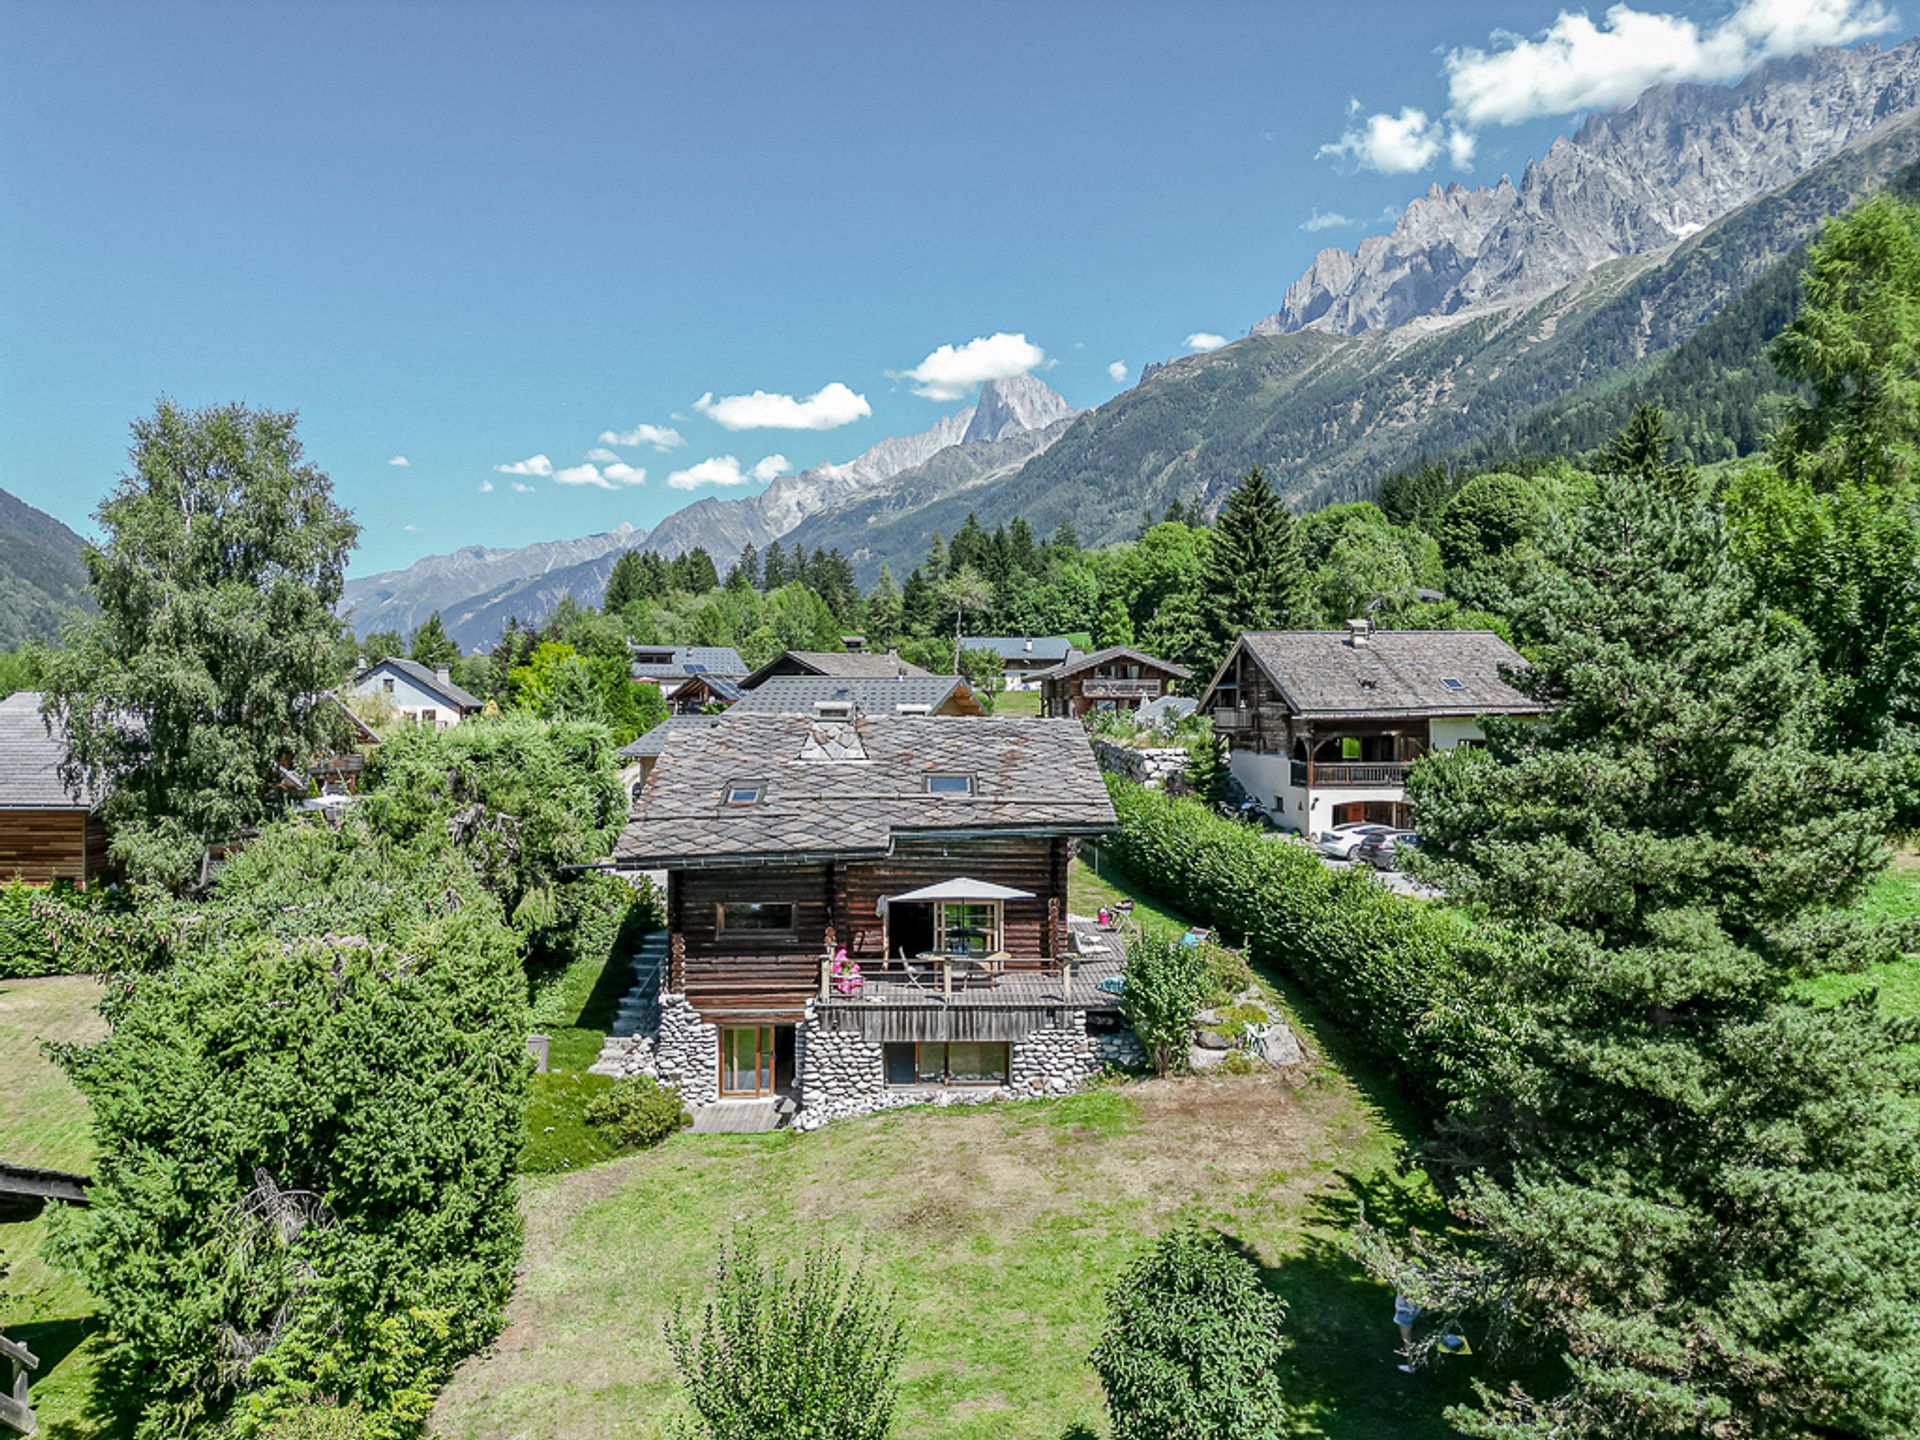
[687,663,707,674]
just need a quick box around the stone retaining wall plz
[1092,738,1191,789]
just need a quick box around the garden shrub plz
[0,878,129,978]
[1090,1227,1288,1440]
[584,1076,688,1149]
[666,1231,904,1440]
[1121,933,1214,1075]
[52,813,527,1438]
[1102,777,1519,1101]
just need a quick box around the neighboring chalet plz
[616,715,721,799]
[739,649,931,689]
[607,713,1124,1121]
[629,645,749,708]
[667,671,745,714]
[0,693,107,887]
[729,675,984,718]
[1200,621,1545,833]
[958,636,1081,690]
[1036,645,1191,719]
[349,658,483,729]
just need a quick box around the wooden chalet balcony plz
[1080,678,1160,699]
[817,920,1126,1009]
[1305,761,1410,788]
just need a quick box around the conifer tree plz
[1197,467,1305,677]
[1389,429,1920,1438]
[408,611,459,667]
[761,540,788,590]
[603,548,648,613]
[734,542,761,590]
[863,564,903,642]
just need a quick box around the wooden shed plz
[0,692,108,887]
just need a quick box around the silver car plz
[1315,822,1394,860]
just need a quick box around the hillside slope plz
[0,487,91,646]
[792,107,1920,577]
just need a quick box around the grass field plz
[990,687,1042,716]
[435,856,1474,1440]
[0,975,119,1440]
[1802,857,1920,1016]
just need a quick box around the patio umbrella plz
[876,878,1035,915]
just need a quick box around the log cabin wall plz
[840,836,1060,961]
[677,863,831,1019]
[0,810,94,887]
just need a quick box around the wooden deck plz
[817,917,1127,1011]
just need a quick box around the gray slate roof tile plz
[726,675,979,715]
[0,693,97,810]
[1212,630,1543,718]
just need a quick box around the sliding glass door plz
[720,1025,775,1096]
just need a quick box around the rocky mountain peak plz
[960,374,1078,445]
[1255,39,1920,337]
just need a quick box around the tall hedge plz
[1100,777,1516,1101]
[0,879,126,977]
[52,814,527,1438]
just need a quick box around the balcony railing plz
[820,953,1069,1002]
[1081,678,1160,699]
[1307,761,1410,787]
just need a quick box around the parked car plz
[1358,829,1421,871]
[1316,822,1394,860]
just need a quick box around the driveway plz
[1318,854,1443,900]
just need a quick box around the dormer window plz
[813,700,853,717]
[895,703,931,715]
[926,773,974,796]
[724,781,765,806]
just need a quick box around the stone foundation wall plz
[1010,1010,1102,1095]
[648,993,720,1108]
[1093,1028,1148,1070]
[795,1016,885,1120]
[1092,739,1191,790]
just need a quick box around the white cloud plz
[1186,332,1230,353]
[584,446,621,462]
[403,524,421,532]
[1444,0,1895,128]
[665,455,790,491]
[1300,209,1358,231]
[492,453,553,477]
[387,455,410,467]
[693,383,871,431]
[479,480,494,493]
[511,481,536,494]
[1107,361,1129,382]
[598,423,685,451]
[1326,1,1895,177]
[899,332,1046,401]
[603,462,647,485]
[1318,106,1464,174]
[554,463,612,489]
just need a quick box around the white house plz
[349,658,484,730]
[1197,621,1545,833]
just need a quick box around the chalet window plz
[723,781,765,806]
[420,708,437,726]
[884,1041,1009,1087]
[1440,677,1468,693]
[936,900,999,957]
[382,678,395,694]
[926,773,974,795]
[717,901,795,934]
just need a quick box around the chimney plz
[1023,638,1034,653]
[436,665,452,685]
[1346,618,1372,648]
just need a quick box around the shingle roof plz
[1210,630,1543,718]
[726,675,981,716]
[610,713,1115,868]
[1031,645,1192,682]
[356,657,484,711]
[0,693,98,810]
[628,646,748,681]
[617,714,721,760]
[959,636,1080,663]
[739,649,933,688]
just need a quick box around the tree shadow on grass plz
[573,907,658,1037]
[1217,1172,1477,1440]
[11,1314,135,1440]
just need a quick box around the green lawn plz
[0,975,122,1440]
[990,687,1042,716]
[1802,860,1920,1016]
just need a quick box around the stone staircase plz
[588,930,669,1077]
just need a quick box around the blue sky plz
[1,0,1903,575]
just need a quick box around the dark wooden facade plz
[1041,657,1185,719]
[0,811,108,888]
[667,835,1073,1022]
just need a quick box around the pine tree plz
[1095,596,1134,648]
[409,611,459,667]
[761,540,788,590]
[674,548,719,595]
[1162,496,1191,527]
[603,549,648,613]
[863,564,903,642]
[1197,467,1305,676]
[735,542,762,590]
[1389,435,1920,1437]
[1006,516,1039,576]
[1050,520,1079,551]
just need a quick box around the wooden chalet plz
[727,674,984,717]
[1035,645,1191,719]
[0,693,108,888]
[628,646,749,706]
[1198,621,1544,833]
[609,712,1119,1110]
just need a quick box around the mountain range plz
[13,40,1920,648]
[0,486,91,648]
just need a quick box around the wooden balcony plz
[816,920,1126,1010]
[1081,678,1161,699]
[1306,761,1410,788]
